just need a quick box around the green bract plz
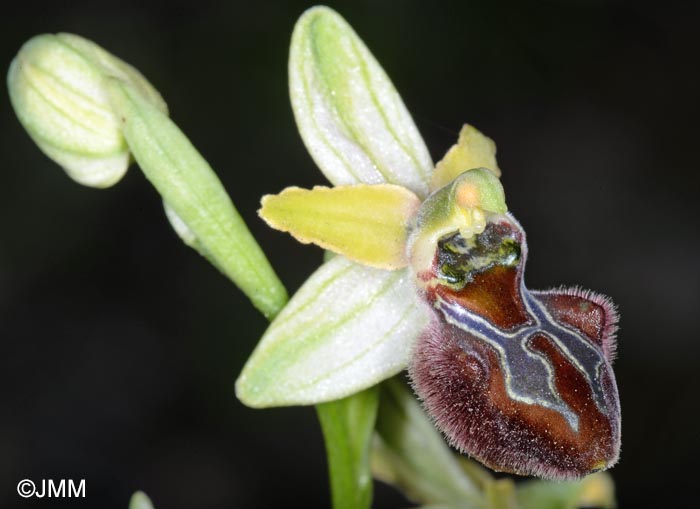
[107,81,287,318]
[373,379,486,507]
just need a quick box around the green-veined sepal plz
[289,6,433,197]
[235,256,429,407]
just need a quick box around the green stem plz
[316,387,379,509]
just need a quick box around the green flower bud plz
[7,33,167,188]
[128,491,155,509]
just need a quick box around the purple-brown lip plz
[409,215,620,480]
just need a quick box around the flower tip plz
[430,124,502,192]
[299,4,339,19]
[234,374,269,409]
[129,491,155,509]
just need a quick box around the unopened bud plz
[7,33,167,188]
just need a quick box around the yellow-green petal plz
[430,124,501,192]
[259,184,421,270]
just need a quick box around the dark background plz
[1,0,698,507]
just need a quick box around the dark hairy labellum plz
[409,215,621,480]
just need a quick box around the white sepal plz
[236,256,430,407]
[289,6,433,198]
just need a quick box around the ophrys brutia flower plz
[235,6,621,480]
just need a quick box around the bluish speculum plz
[409,211,621,480]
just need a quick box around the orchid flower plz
[235,5,620,483]
[8,8,620,508]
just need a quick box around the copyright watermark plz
[17,479,85,498]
